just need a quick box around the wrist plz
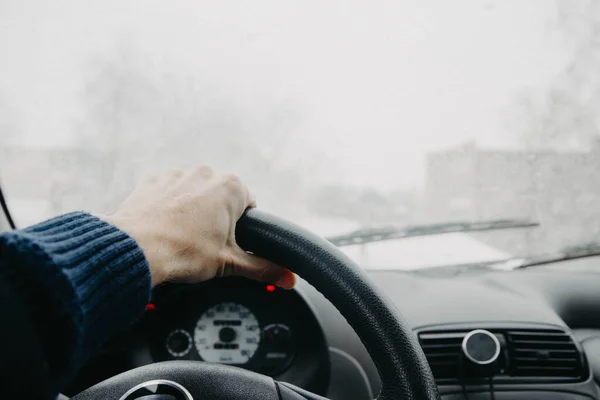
[99,214,168,287]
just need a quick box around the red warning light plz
[146,303,156,311]
[266,285,276,292]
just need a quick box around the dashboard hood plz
[297,270,566,333]
[337,233,512,271]
[368,271,566,329]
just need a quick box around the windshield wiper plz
[510,242,600,269]
[326,219,539,247]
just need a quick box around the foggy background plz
[1,0,599,263]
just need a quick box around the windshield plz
[1,1,598,270]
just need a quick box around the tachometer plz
[194,302,260,364]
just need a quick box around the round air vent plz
[462,329,501,365]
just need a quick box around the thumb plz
[226,245,296,289]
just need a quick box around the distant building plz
[425,142,600,255]
[0,146,125,226]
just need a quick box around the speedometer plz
[194,302,260,364]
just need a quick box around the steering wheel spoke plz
[277,382,330,400]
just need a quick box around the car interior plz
[2,199,600,399]
[2,1,600,399]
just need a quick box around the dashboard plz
[306,260,600,399]
[66,258,600,399]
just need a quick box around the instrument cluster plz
[142,277,328,385]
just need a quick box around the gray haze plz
[1,0,599,263]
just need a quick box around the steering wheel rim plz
[72,209,440,400]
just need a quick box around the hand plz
[101,167,296,289]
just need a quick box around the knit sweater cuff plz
[0,212,151,387]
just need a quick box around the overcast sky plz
[0,0,571,190]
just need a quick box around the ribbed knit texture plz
[0,212,151,396]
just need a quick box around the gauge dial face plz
[261,324,295,374]
[194,302,260,364]
[166,329,192,357]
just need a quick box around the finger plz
[155,169,184,188]
[142,175,159,185]
[218,173,251,217]
[227,186,255,246]
[247,188,257,208]
[190,165,214,179]
[181,166,214,189]
[224,246,296,289]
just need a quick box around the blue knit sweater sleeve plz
[0,212,152,398]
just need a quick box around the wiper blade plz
[511,242,600,269]
[326,219,539,247]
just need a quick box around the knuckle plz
[220,173,244,190]
[157,170,182,182]
[222,173,241,184]
[193,165,213,176]
[171,169,184,178]
[143,176,159,185]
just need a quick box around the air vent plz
[419,331,466,383]
[419,328,587,385]
[507,330,584,380]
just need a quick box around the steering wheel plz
[72,209,440,400]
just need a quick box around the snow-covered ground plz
[338,233,512,270]
[284,214,512,270]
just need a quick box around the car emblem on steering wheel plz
[118,379,194,400]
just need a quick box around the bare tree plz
[509,0,600,149]
[77,44,315,215]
